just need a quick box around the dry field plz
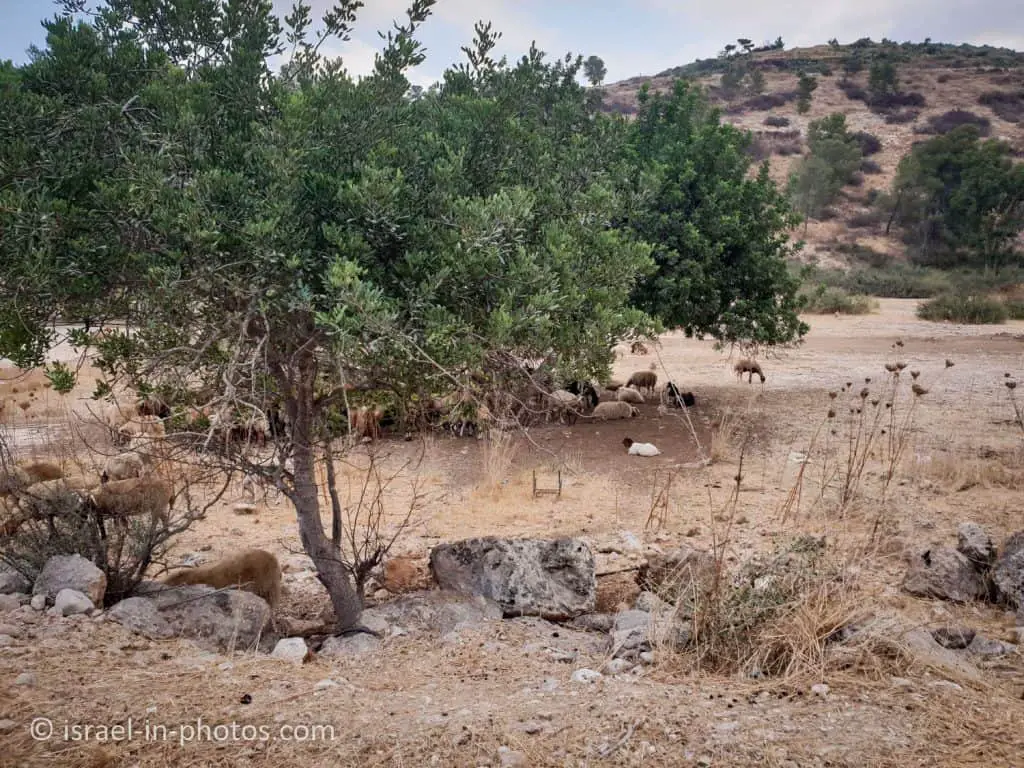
[2,299,1024,767]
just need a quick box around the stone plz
[901,547,987,603]
[33,555,106,606]
[811,683,830,697]
[271,637,311,664]
[966,634,1015,657]
[956,523,996,572]
[849,613,981,682]
[106,597,174,640]
[637,545,715,606]
[931,627,976,649]
[570,668,603,684]
[569,613,614,633]
[429,537,596,620]
[0,635,13,647]
[0,568,30,595]
[314,679,339,691]
[0,594,20,613]
[0,719,15,734]
[14,671,36,687]
[357,590,502,639]
[53,589,94,617]
[992,532,1024,609]
[635,590,674,615]
[608,607,690,660]
[497,746,529,767]
[603,658,634,675]
[319,632,381,657]
[30,594,46,611]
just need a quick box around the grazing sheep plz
[734,358,766,384]
[90,477,172,525]
[592,401,640,420]
[565,381,600,410]
[623,437,661,457]
[663,382,697,408]
[626,370,657,395]
[117,415,166,446]
[630,340,649,355]
[17,460,64,484]
[163,549,282,611]
[548,389,583,424]
[136,395,171,420]
[101,451,145,483]
[616,387,645,405]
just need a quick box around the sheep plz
[630,340,649,355]
[734,358,766,384]
[349,405,384,440]
[117,415,166,446]
[136,395,171,420]
[604,379,624,392]
[623,437,661,456]
[616,386,645,405]
[547,389,583,424]
[163,549,282,611]
[564,381,600,410]
[13,479,89,524]
[626,370,657,395]
[101,451,145,483]
[90,476,172,525]
[17,460,64,484]
[663,382,697,408]
[592,401,640,420]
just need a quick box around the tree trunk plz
[288,351,363,632]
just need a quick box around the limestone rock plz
[33,555,106,606]
[901,547,987,603]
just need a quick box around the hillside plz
[601,40,1024,271]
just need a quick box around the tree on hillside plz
[890,126,1024,270]
[868,58,899,99]
[583,54,607,86]
[787,113,862,230]
[842,54,863,80]
[622,81,807,347]
[0,1,655,630]
[796,72,818,113]
[747,67,766,95]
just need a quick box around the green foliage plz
[796,72,817,113]
[43,362,77,395]
[1003,298,1024,320]
[868,59,899,99]
[787,113,862,225]
[747,68,766,95]
[916,294,1008,324]
[843,55,864,77]
[583,55,607,86]
[624,81,807,347]
[799,285,876,315]
[891,126,1024,270]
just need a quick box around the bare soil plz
[3,300,1024,767]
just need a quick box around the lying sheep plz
[592,401,640,420]
[548,389,583,425]
[734,359,766,385]
[630,341,649,355]
[626,370,657,395]
[623,437,661,456]
[663,382,696,408]
[17,460,64,484]
[604,379,624,392]
[101,451,145,483]
[616,387,645,405]
[90,477,172,525]
[163,548,281,610]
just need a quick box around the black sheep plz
[664,382,696,408]
[565,380,600,410]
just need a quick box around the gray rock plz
[635,590,674,614]
[14,671,36,686]
[811,683,830,697]
[0,635,13,647]
[54,589,94,616]
[358,590,502,638]
[992,532,1024,609]
[271,637,310,664]
[314,678,339,691]
[639,651,655,664]
[570,668,602,683]
[637,545,715,607]
[957,523,996,572]
[966,634,1015,657]
[0,624,18,637]
[107,585,271,651]
[430,537,596,620]
[848,613,981,682]
[901,547,987,603]
[609,607,690,660]
[931,627,976,649]
[603,658,634,675]
[498,746,529,767]
[0,594,20,613]
[0,568,30,595]
[319,632,381,656]
[33,555,106,606]
[0,719,15,733]
[569,613,614,633]
[30,594,46,611]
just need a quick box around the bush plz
[860,158,883,174]
[835,242,892,267]
[742,92,796,111]
[800,285,877,315]
[775,139,803,156]
[865,187,882,204]
[842,265,953,298]
[763,115,791,127]
[848,210,884,229]
[871,91,926,109]
[978,90,1024,123]
[847,171,865,187]
[916,293,1008,324]
[852,130,882,155]
[936,73,951,83]
[920,109,992,136]
[1003,298,1024,320]
[839,82,869,102]
[884,109,920,124]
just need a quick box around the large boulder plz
[33,554,107,606]
[429,537,595,620]
[107,584,271,651]
[992,531,1024,609]
[956,523,996,573]
[901,547,987,603]
[0,567,30,596]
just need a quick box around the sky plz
[1,0,1022,86]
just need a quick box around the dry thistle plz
[884,363,898,373]
[1007,381,1018,391]
[828,409,836,418]
[896,339,904,347]
[871,399,879,406]
[1005,372,1012,378]
[846,381,853,388]
[859,387,869,399]
[828,391,837,400]
[910,370,920,380]
[896,362,907,371]
[865,377,872,384]
[945,359,954,368]
[885,402,892,409]
[911,383,928,397]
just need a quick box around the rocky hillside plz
[601,41,1024,270]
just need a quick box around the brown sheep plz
[734,359,766,384]
[630,340,649,355]
[592,401,640,420]
[626,370,657,395]
[163,549,282,610]
[17,460,64,484]
[90,476,172,524]
[604,379,624,392]
[101,451,146,483]
[349,406,383,440]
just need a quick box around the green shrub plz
[1002,298,1024,320]
[916,293,1008,324]
[800,285,877,314]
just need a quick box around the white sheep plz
[616,387,645,405]
[591,401,640,420]
[547,389,583,424]
[623,437,661,456]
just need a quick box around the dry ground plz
[3,300,1024,767]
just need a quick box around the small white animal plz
[623,437,661,457]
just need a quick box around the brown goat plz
[626,370,657,395]
[349,406,383,440]
[163,549,282,610]
[90,476,172,524]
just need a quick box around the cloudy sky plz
[1,0,1021,85]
